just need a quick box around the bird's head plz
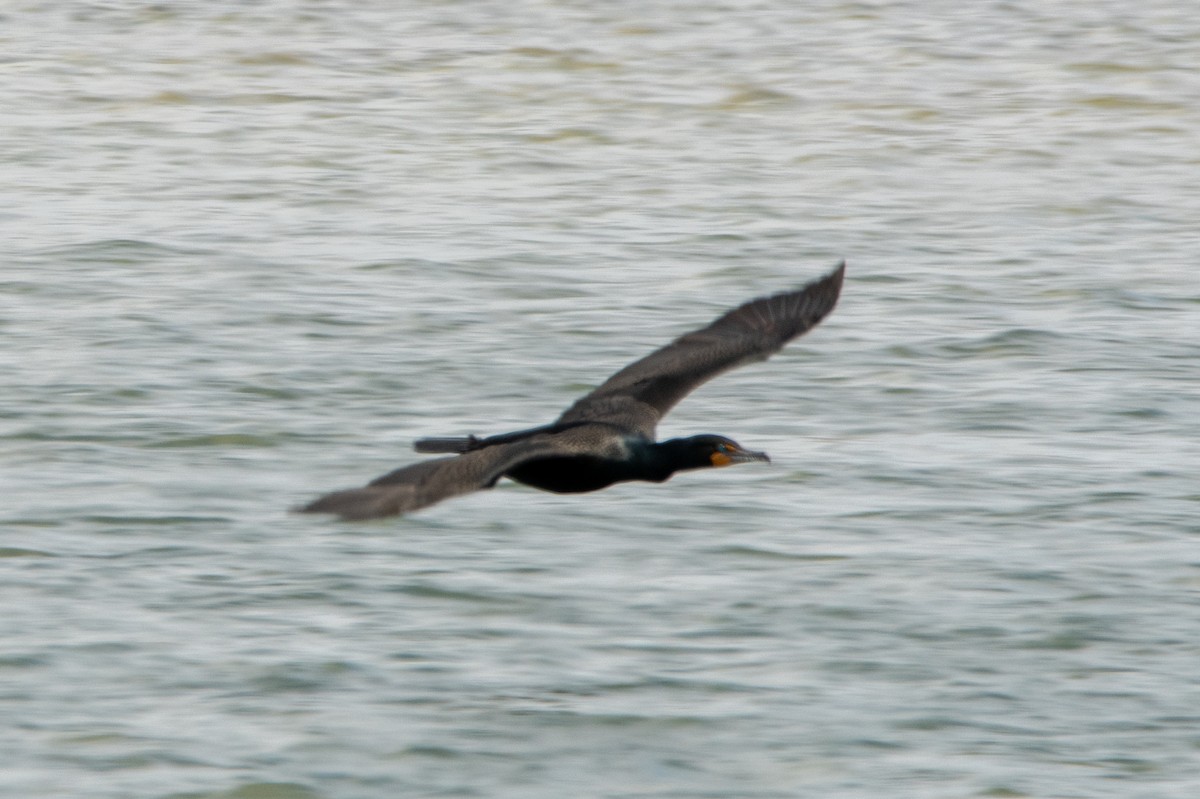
[676,434,771,469]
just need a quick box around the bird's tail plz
[414,421,587,454]
[413,435,480,454]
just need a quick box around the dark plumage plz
[300,262,845,520]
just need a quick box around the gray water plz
[3,2,1200,797]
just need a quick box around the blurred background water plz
[3,1,1199,797]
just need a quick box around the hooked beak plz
[729,447,770,464]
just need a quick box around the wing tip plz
[295,486,403,521]
[803,259,846,316]
[820,259,846,293]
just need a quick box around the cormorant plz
[300,262,844,520]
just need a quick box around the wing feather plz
[556,261,844,436]
[298,426,625,520]
[298,441,547,520]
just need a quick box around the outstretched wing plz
[298,427,621,520]
[556,261,845,437]
[297,445,537,520]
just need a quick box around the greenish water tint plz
[3,1,1200,798]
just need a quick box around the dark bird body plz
[301,262,845,520]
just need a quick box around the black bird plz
[301,262,845,520]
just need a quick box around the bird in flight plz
[300,261,845,520]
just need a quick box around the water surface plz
[3,2,1199,797]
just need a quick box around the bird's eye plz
[716,443,728,452]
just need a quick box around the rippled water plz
[4,2,1199,797]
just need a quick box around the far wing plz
[556,262,845,436]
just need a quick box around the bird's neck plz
[631,437,711,482]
